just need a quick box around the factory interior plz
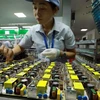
[0,0,100,100]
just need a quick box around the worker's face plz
[33,0,58,25]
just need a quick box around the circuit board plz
[0,60,67,100]
[0,59,100,100]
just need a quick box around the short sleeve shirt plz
[19,19,76,54]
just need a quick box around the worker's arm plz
[0,44,24,63]
[60,48,76,58]
[12,44,24,55]
[41,48,76,60]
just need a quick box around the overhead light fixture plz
[81,29,88,31]
[0,26,18,29]
[23,26,31,29]
[14,13,26,18]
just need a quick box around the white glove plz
[41,48,60,59]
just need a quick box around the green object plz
[52,87,56,91]
[7,35,14,39]
[5,30,17,35]
[0,30,5,35]
[18,29,28,34]
[91,89,96,94]
[0,35,6,39]
[17,83,23,88]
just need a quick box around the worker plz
[2,41,12,48]
[0,0,76,63]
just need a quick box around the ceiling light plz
[23,26,31,29]
[81,29,88,31]
[14,13,26,18]
[0,26,18,29]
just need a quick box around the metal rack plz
[76,38,100,63]
[92,0,100,33]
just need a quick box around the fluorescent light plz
[81,29,88,31]
[0,26,18,29]
[14,13,26,18]
[23,26,31,29]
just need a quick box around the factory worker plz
[0,0,76,62]
[2,41,12,48]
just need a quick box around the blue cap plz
[37,93,42,98]
[43,93,48,99]
[82,96,88,100]
[26,0,60,8]
[77,95,82,100]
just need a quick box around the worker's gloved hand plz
[0,45,14,63]
[41,48,60,59]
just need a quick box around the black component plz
[86,83,94,98]
[14,67,18,72]
[14,51,28,60]
[77,73,83,80]
[21,79,28,86]
[54,75,59,79]
[49,86,57,99]
[88,89,98,100]
[33,68,38,72]
[82,81,89,88]
[5,71,11,76]
[0,54,6,62]
[52,82,59,87]
[49,79,53,87]
[30,72,36,77]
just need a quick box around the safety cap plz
[26,0,60,8]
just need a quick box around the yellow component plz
[34,61,40,66]
[29,65,34,68]
[84,66,90,68]
[57,89,61,100]
[24,61,27,63]
[4,78,18,89]
[44,69,51,74]
[50,62,55,66]
[68,70,75,75]
[23,68,31,72]
[88,68,95,72]
[70,75,79,82]
[5,75,9,80]
[0,71,3,74]
[20,84,26,96]
[97,91,100,100]
[93,72,100,78]
[81,63,86,66]
[42,74,51,80]
[18,62,23,65]
[37,80,48,94]
[36,61,41,65]
[66,62,70,65]
[67,67,73,70]
[16,72,27,78]
[97,64,100,66]
[9,64,15,68]
[73,82,84,96]
[67,65,72,67]
[66,64,72,67]
[48,66,54,69]
[3,67,11,71]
